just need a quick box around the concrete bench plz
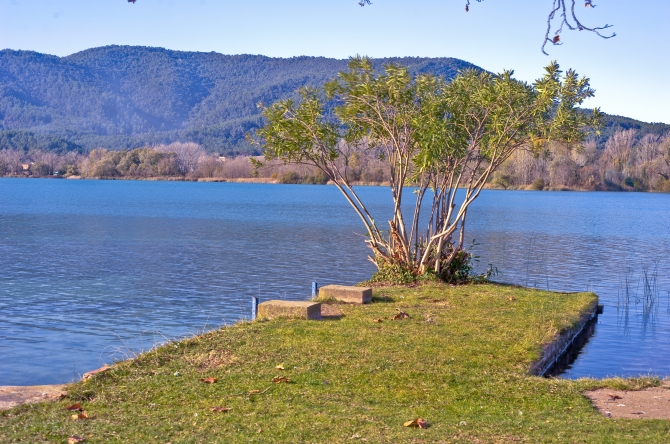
[319,285,372,304]
[257,300,321,320]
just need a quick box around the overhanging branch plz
[358,0,615,55]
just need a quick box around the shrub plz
[278,171,301,184]
[302,170,328,184]
[31,162,52,177]
[437,250,474,284]
[368,258,418,285]
[492,173,512,189]
[368,248,492,286]
[531,178,545,190]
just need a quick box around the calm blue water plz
[0,178,668,385]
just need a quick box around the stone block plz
[257,300,321,320]
[319,285,372,304]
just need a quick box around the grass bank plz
[1,283,667,443]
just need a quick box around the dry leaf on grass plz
[392,308,410,320]
[373,318,384,323]
[271,376,290,383]
[209,407,232,412]
[508,296,516,301]
[403,418,429,428]
[199,377,218,384]
[67,437,85,444]
[71,411,91,420]
[65,403,82,411]
[244,386,272,396]
[275,364,284,370]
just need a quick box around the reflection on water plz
[544,313,599,378]
[0,179,669,384]
[464,189,670,378]
[614,264,665,341]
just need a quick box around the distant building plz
[218,156,227,162]
[22,164,30,171]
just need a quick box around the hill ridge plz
[1,45,668,154]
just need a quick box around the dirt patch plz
[422,312,438,324]
[585,382,670,419]
[423,298,451,307]
[0,385,67,410]
[184,349,238,371]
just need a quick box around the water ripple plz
[0,179,668,384]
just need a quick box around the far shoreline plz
[2,174,667,193]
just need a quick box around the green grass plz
[2,283,668,443]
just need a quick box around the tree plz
[605,129,636,166]
[256,57,599,282]
[358,0,615,55]
[157,142,206,175]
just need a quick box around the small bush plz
[278,171,301,184]
[623,177,646,192]
[362,167,386,183]
[302,170,328,184]
[275,170,328,185]
[61,164,79,176]
[367,248,490,286]
[437,250,474,284]
[368,258,418,285]
[530,178,545,190]
[31,162,52,177]
[603,179,623,191]
[492,173,512,189]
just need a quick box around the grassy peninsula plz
[1,283,667,443]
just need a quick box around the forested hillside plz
[0,46,479,155]
[2,45,669,191]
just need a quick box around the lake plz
[0,178,669,385]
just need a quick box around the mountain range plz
[1,45,668,155]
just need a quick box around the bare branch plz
[359,0,615,55]
[541,0,615,55]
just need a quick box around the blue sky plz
[1,0,668,123]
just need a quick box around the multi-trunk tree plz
[256,57,599,283]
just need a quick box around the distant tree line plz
[492,130,670,192]
[0,142,334,183]
[1,130,669,192]
[0,143,207,179]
